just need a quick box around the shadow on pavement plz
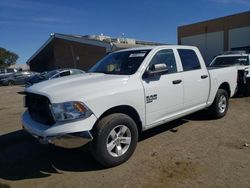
[16,91,26,95]
[184,109,214,121]
[140,119,188,141]
[0,183,10,188]
[0,130,103,181]
[0,109,214,181]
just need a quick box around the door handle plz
[201,75,208,79]
[172,80,182,84]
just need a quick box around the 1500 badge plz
[146,94,157,103]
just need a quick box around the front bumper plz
[22,110,97,148]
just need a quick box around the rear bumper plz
[22,110,97,148]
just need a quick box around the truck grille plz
[25,93,55,126]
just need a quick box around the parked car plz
[25,68,85,87]
[0,71,37,86]
[22,45,237,167]
[209,51,250,96]
[0,68,18,79]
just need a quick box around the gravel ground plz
[0,86,250,188]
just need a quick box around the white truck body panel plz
[207,66,238,104]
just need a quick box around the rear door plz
[177,49,209,110]
[142,49,184,126]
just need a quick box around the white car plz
[25,68,85,87]
[209,51,250,96]
[0,68,18,79]
[22,45,238,167]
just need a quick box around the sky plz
[0,0,250,64]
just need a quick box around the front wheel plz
[209,89,229,119]
[90,113,138,167]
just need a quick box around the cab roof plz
[116,45,199,52]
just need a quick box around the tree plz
[0,47,19,68]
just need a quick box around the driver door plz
[142,49,184,126]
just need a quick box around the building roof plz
[26,33,165,65]
[179,11,250,28]
[178,11,250,39]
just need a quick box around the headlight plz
[51,101,92,122]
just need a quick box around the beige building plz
[9,63,29,71]
[178,11,250,64]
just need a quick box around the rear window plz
[178,49,201,71]
[210,56,249,67]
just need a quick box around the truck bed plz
[207,66,238,106]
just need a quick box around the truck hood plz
[26,73,130,103]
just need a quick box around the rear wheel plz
[8,80,14,86]
[91,113,138,167]
[209,89,229,119]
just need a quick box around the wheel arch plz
[218,82,231,97]
[92,105,142,134]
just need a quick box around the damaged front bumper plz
[22,110,97,148]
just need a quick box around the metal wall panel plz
[181,31,223,64]
[229,26,250,49]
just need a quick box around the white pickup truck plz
[22,45,238,167]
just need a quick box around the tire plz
[209,89,229,119]
[90,113,138,167]
[8,81,14,86]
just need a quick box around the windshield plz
[210,56,249,67]
[89,50,151,75]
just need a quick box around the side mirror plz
[143,63,168,78]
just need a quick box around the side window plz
[59,71,70,77]
[71,70,79,75]
[7,69,14,73]
[177,49,201,71]
[148,49,177,74]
